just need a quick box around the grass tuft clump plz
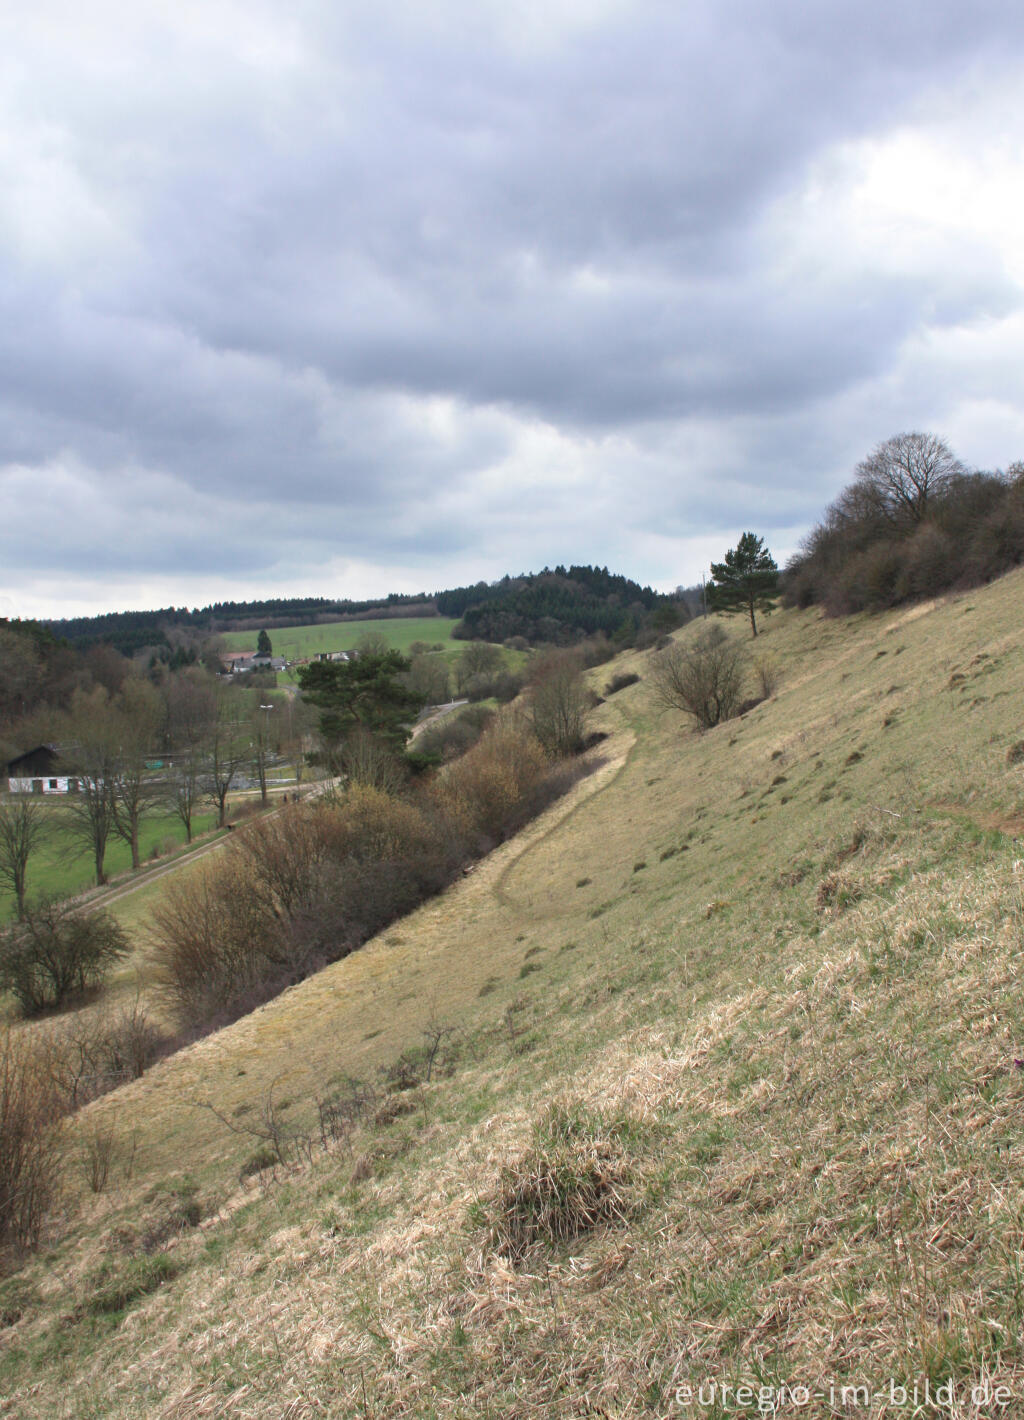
[85,1253,179,1317]
[484,1102,638,1263]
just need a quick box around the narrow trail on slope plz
[487,729,636,918]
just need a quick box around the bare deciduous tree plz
[204,690,251,828]
[63,686,120,886]
[108,678,165,869]
[854,432,964,526]
[249,693,278,807]
[0,797,46,919]
[164,669,218,842]
[456,641,503,694]
[407,653,451,707]
[0,898,129,1015]
[528,651,590,756]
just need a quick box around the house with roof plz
[5,745,80,794]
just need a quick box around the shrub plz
[0,900,129,1016]
[604,671,640,695]
[417,705,494,762]
[339,726,409,793]
[752,655,779,700]
[0,1032,64,1255]
[649,625,748,730]
[464,669,523,703]
[150,858,288,1030]
[43,1002,175,1111]
[455,641,504,693]
[429,713,552,850]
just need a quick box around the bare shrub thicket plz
[151,856,295,1030]
[418,704,494,762]
[428,713,552,852]
[753,653,779,700]
[152,713,592,1034]
[0,899,129,1016]
[0,1032,64,1256]
[42,1001,174,1111]
[649,625,749,730]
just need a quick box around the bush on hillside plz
[463,669,524,703]
[528,650,591,757]
[0,900,129,1016]
[604,671,640,695]
[649,626,748,731]
[151,857,291,1029]
[427,714,552,852]
[42,1002,175,1111]
[418,705,495,762]
[151,713,591,1035]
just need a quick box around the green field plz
[219,615,461,662]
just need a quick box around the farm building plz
[222,652,287,674]
[5,744,80,794]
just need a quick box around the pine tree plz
[297,650,425,759]
[257,628,273,657]
[708,533,778,637]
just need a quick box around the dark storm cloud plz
[2,0,1024,609]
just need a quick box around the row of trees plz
[1,672,313,915]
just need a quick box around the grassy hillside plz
[3,573,1024,1416]
[218,616,461,661]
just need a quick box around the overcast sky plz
[3,0,1024,619]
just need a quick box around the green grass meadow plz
[218,615,461,662]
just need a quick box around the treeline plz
[785,433,1024,614]
[0,620,227,767]
[35,566,679,658]
[44,592,436,655]
[439,566,679,645]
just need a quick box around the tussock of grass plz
[83,1252,179,1317]
[483,1103,639,1262]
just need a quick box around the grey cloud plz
[3,0,1024,609]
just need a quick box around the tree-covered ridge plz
[439,566,670,644]
[43,593,435,655]
[38,568,671,655]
